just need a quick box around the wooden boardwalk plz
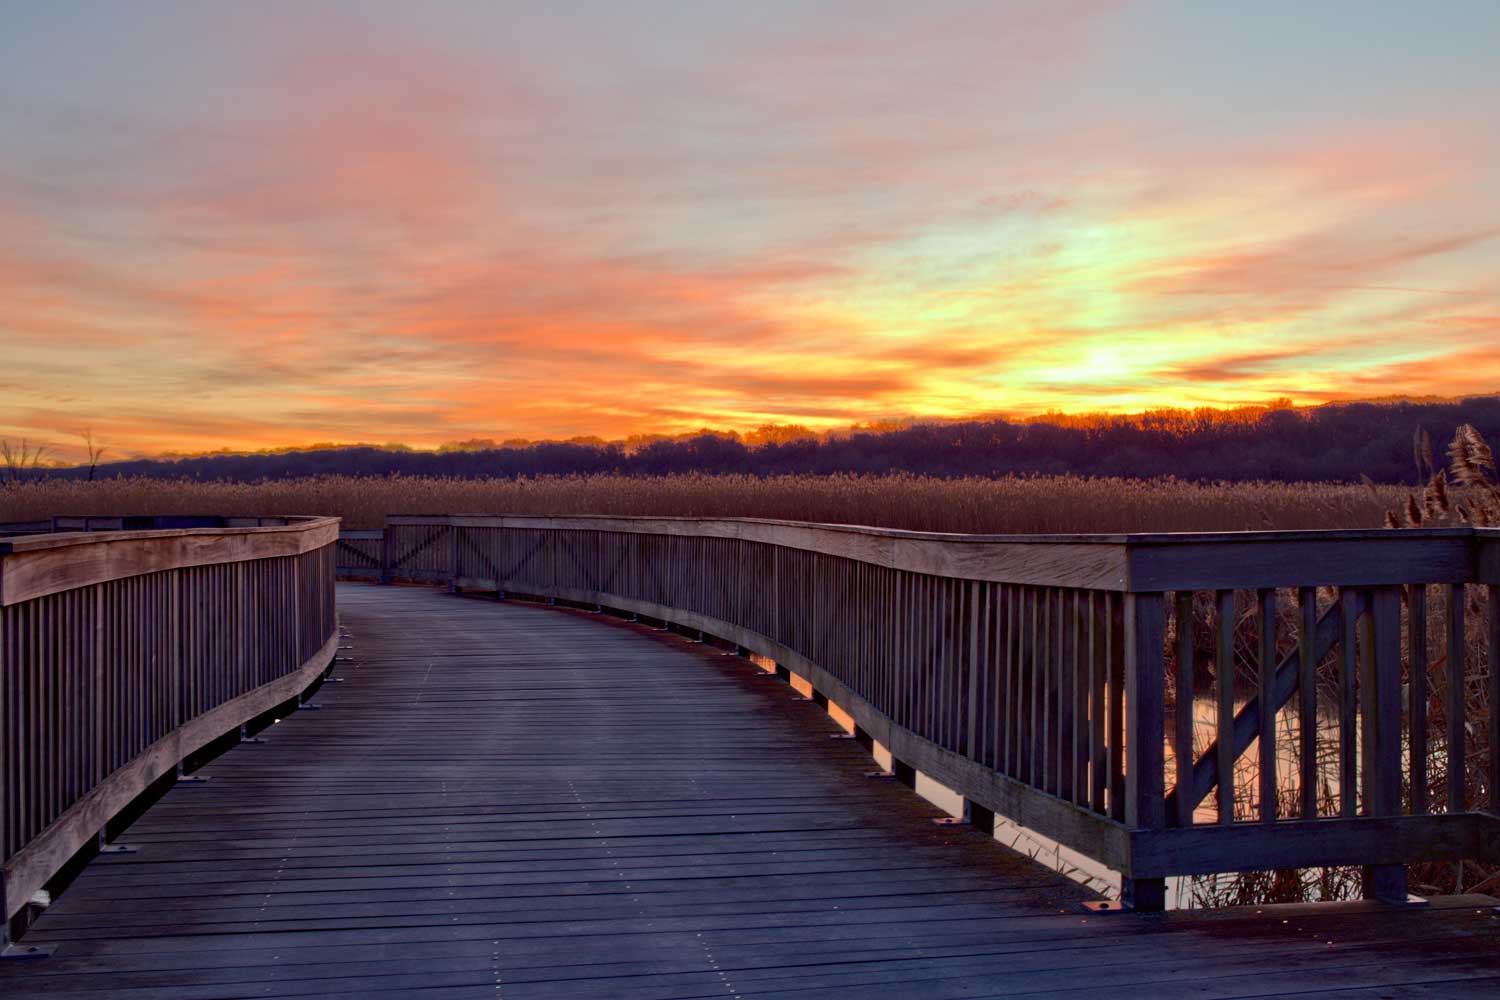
[2,584,1498,999]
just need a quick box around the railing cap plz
[379,514,1498,590]
[0,515,340,605]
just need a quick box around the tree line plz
[15,397,1500,485]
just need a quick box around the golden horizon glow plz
[3,4,1498,462]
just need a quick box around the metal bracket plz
[864,770,895,779]
[931,817,966,827]
[98,842,140,854]
[1082,899,1129,914]
[176,774,211,784]
[298,703,323,711]
[1,942,54,960]
[1393,894,1431,908]
[828,733,856,740]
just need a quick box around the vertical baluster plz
[1364,587,1407,903]
[1445,584,1466,812]
[1089,591,1107,813]
[1056,587,1080,797]
[1002,585,1016,776]
[1108,592,1126,822]
[1073,591,1090,806]
[1174,591,1195,827]
[1215,589,1235,825]
[1037,587,1050,791]
[1049,587,1061,793]
[1409,584,1429,814]
[1123,592,1166,910]
[447,524,460,593]
[1340,589,1361,817]
[1020,586,1033,785]
[1257,588,1278,823]
[1298,586,1319,820]
[990,583,1004,771]
[379,527,392,585]
[966,581,983,763]
[1489,585,1500,813]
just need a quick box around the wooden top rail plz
[386,514,1498,590]
[0,516,338,605]
[2,515,339,932]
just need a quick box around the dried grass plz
[0,472,1402,534]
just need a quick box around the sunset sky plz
[3,2,1498,460]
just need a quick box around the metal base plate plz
[2,943,55,960]
[298,703,322,711]
[931,817,966,827]
[176,774,211,784]
[864,770,895,779]
[828,733,856,740]
[239,736,268,744]
[98,842,140,854]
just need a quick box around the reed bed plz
[0,472,1401,534]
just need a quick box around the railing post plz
[1123,591,1166,911]
[379,528,392,585]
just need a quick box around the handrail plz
[348,515,1500,910]
[1,515,340,930]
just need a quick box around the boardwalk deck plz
[2,584,1497,999]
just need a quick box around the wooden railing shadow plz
[352,514,1500,910]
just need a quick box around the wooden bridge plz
[2,515,1498,997]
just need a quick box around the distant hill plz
[19,396,1500,485]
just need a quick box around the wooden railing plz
[347,515,1500,909]
[1,515,340,935]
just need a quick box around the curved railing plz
[1,515,339,929]
[353,514,1500,909]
